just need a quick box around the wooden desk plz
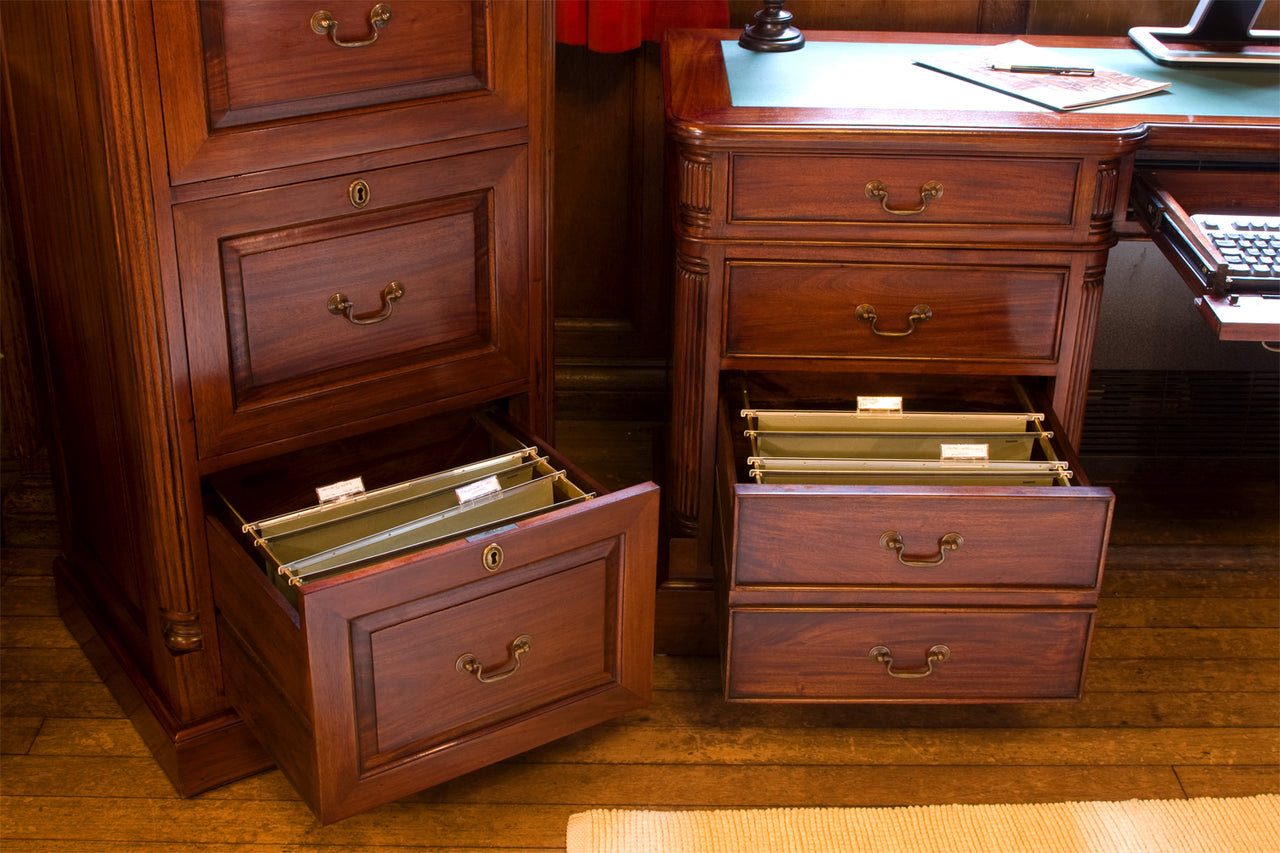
[661,30,1280,588]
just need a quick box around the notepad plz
[915,40,1172,111]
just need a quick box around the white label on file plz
[857,396,903,414]
[456,474,502,505]
[940,443,990,461]
[316,476,365,504]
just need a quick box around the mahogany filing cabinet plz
[3,0,658,823]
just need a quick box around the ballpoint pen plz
[991,63,1095,76]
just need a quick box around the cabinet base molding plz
[54,558,273,797]
[655,584,717,656]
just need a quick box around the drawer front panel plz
[726,608,1092,701]
[363,560,611,765]
[202,0,486,128]
[175,147,529,459]
[231,199,487,387]
[153,1,536,183]
[731,488,1112,589]
[213,477,658,823]
[730,154,1081,230]
[724,261,1065,363]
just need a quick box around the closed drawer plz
[726,153,1085,241]
[723,259,1066,365]
[725,608,1094,701]
[200,0,486,128]
[153,1,538,183]
[207,413,659,823]
[175,147,530,461]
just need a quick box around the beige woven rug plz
[566,794,1280,853]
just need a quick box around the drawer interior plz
[207,408,598,603]
[723,372,1083,488]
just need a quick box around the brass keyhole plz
[348,179,371,209]
[482,543,504,572]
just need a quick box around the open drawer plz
[205,410,658,823]
[1131,169,1280,342]
[713,373,1113,703]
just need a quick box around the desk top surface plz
[664,30,1280,154]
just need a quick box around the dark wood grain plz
[152,1,533,186]
[723,258,1067,362]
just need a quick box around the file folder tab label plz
[856,396,903,414]
[940,443,990,461]
[317,477,365,505]
[457,475,502,505]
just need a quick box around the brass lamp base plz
[738,0,805,52]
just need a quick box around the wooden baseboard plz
[655,586,718,657]
[53,558,274,796]
[553,360,668,421]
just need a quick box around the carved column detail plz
[1090,159,1122,239]
[161,609,204,654]
[677,148,714,234]
[1061,260,1109,446]
[667,245,711,538]
[90,3,206,672]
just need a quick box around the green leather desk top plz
[723,40,1280,118]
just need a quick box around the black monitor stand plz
[1130,0,1279,66]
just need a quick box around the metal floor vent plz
[1082,370,1279,458]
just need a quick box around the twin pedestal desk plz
[660,30,1279,702]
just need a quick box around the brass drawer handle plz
[880,531,964,566]
[864,179,943,215]
[869,644,951,679]
[311,4,391,48]
[327,281,404,325]
[855,303,932,337]
[456,635,532,684]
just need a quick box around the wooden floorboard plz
[2,422,1277,851]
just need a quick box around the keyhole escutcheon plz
[349,179,371,208]
[482,543,504,572]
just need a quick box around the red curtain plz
[556,0,729,53]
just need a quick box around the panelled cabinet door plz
[151,0,532,183]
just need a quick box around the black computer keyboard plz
[1190,214,1280,294]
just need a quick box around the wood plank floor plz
[2,418,1277,852]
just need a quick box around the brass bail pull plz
[327,281,404,326]
[855,304,932,337]
[865,179,943,215]
[869,644,951,679]
[456,635,532,684]
[311,4,391,48]
[880,531,964,567]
